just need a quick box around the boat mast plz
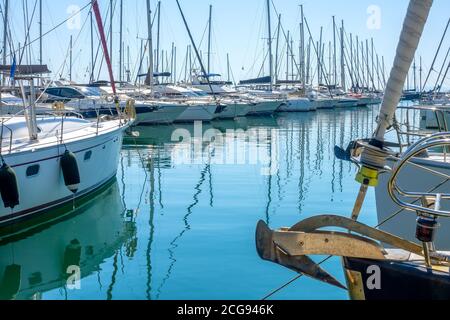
[266,0,273,91]
[145,0,154,88]
[306,37,311,85]
[350,33,354,91]
[332,16,336,87]
[90,11,94,83]
[69,35,73,82]
[2,0,8,86]
[275,14,281,84]
[39,0,42,66]
[300,5,305,90]
[286,31,289,82]
[419,56,423,93]
[340,20,345,91]
[318,27,323,85]
[227,53,230,83]
[119,0,123,83]
[207,4,212,75]
[156,1,161,73]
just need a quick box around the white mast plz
[266,0,273,91]
[374,0,433,142]
[145,0,154,88]
[300,5,306,90]
[207,4,212,75]
[2,0,9,86]
[119,0,123,83]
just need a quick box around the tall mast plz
[286,30,289,82]
[419,56,423,93]
[119,0,123,83]
[350,33,354,91]
[90,11,94,83]
[413,57,417,91]
[371,38,375,91]
[145,0,154,88]
[227,53,230,82]
[39,0,42,65]
[275,14,281,84]
[266,0,273,91]
[306,37,311,85]
[69,35,73,82]
[332,16,336,86]
[156,1,161,73]
[300,5,305,89]
[2,0,9,86]
[318,27,323,85]
[207,4,212,75]
[340,20,345,91]
[170,42,174,83]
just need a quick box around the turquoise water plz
[0,107,382,300]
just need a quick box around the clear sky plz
[4,0,450,89]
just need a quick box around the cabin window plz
[84,151,93,161]
[26,164,40,177]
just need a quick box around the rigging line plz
[6,2,91,60]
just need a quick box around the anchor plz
[256,215,436,292]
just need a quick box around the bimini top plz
[0,64,51,76]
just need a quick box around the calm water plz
[0,107,384,300]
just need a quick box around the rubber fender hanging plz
[0,163,19,209]
[61,151,80,193]
[0,264,21,300]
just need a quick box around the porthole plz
[26,164,40,177]
[84,151,93,161]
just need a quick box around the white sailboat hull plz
[214,102,251,119]
[248,100,281,115]
[278,98,313,112]
[0,119,126,225]
[175,104,218,122]
[135,103,187,125]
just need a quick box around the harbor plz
[1,0,450,303]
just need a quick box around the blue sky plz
[5,0,450,88]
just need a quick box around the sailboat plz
[0,0,133,228]
[255,0,450,300]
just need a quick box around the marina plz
[1,0,450,304]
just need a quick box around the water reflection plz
[0,181,132,300]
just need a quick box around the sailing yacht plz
[0,0,133,228]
